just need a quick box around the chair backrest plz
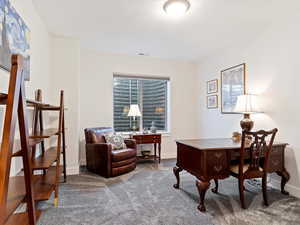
[240,128,278,175]
[84,127,113,144]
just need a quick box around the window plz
[113,75,169,132]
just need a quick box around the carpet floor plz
[38,160,300,225]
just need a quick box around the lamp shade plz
[127,104,142,117]
[234,94,261,114]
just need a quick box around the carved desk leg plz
[277,168,290,195]
[196,179,210,212]
[173,166,183,189]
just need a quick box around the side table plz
[131,134,162,163]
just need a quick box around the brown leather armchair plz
[84,127,137,178]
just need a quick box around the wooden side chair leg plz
[239,178,246,209]
[262,174,269,206]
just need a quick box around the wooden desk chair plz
[216,129,278,209]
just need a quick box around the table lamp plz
[127,104,142,131]
[234,94,261,131]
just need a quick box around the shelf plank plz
[5,210,41,225]
[32,147,58,170]
[38,105,61,111]
[136,155,159,162]
[0,92,59,109]
[5,176,26,223]
[33,166,62,201]
[12,139,43,157]
[30,128,59,139]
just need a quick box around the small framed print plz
[207,95,218,109]
[207,79,218,94]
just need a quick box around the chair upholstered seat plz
[111,148,137,162]
[230,164,263,174]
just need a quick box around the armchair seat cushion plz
[112,157,136,168]
[111,148,137,162]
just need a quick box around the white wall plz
[196,12,300,197]
[79,50,199,163]
[0,0,52,175]
[50,36,80,175]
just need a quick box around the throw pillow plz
[104,134,126,150]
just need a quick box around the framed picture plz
[0,0,30,80]
[221,63,246,114]
[207,95,218,109]
[207,79,218,94]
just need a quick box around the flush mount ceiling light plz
[163,0,190,17]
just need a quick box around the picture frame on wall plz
[207,95,218,109]
[0,0,31,80]
[207,79,218,94]
[221,63,246,114]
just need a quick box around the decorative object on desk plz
[0,0,31,80]
[234,94,261,131]
[207,79,218,94]
[128,104,142,131]
[207,95,218,109]
[150,121,157,133]
[232,131,241,142]
[221,63,246,113]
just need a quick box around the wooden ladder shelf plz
[0,55,67,225]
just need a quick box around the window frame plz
[113,73,170,134]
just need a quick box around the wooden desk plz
[173,138,290,212]
[131,134,162,163]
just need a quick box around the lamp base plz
[240,114,254,132]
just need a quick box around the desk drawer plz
[206,151,229,177]
[133,134,161,144]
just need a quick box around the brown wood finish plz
[0,55,67,225]
[4,210,42,225]
[33,166,62,201]
[132,134,162,163]
[29,128,59,139]
[0,55,37,225]
[30,89,67,182]
[29,89,65,207]
[228,129,278,209]
[31,147,59,170]
[174,137,290,212]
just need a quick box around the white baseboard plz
[270,178,300,198]
[66,165,80,175]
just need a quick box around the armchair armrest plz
[124,139,137,149]
[85,143,112,177]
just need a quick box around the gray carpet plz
[38,160,300,225]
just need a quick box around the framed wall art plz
[207,95,218,109]
[0,0,30,80]
[221,63,246,113]
[207,79,218,94]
